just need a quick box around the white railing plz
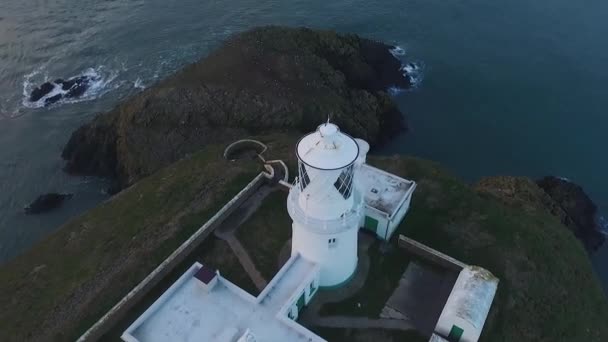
[287,183,362,234]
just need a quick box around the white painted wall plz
[361,206,389,239]
[435,267,498,342]
[291,222,358,287]
[386,195,410,239]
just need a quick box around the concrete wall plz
[398,235,466,272]
[77,173,267,342]
[279,262,321,324]
[386,193,413,240]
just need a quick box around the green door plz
[296,292,306,312]
[364,216,379,233]
[448,325,464,342]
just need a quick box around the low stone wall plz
[223,139,268,160]
[398,235,466,272]
[77,172,267,341]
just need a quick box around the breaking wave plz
[389,46,406,57]
[388,45,424,93]
[22,66,121,109]
[133,78,146,90]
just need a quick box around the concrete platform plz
[123,256,322,342]
[381,261,458,336]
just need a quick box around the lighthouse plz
[287,122,367,287]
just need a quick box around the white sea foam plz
[400,61,424,89]
[22,65,121,109]
[133,78,146,90]
[389,46,406,57]
[388,44,424,92]
[388,86,405,96]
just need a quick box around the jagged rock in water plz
[62,26,415,190]
[29,76,92,106]
[24,193,73,214]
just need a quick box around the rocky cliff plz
[62,26,411,189]
[537,176,606,251]
[475,176,606,252]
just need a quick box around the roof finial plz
[327,113,331,125]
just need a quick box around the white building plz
[434,266,499,342]
[357,164,417,240]
[121,122,419,342]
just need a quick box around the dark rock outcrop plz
[62,26,414,189]
[24,193,73,215]
[29,76,92,106]
[474,176,606,252]
[537,176,606,251]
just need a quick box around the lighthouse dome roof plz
[296,123,359,170]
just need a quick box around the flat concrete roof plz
[123,256,322,342]
[357,164,416,217]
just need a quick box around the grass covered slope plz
[0,143,261,342]
[369,156,608,342]
[2,135,606,342]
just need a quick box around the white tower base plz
[291,222,358,287]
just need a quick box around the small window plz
[333,165,354,199]
[371,188,378,194]
[299,163,310,190]
[328,238,337,248]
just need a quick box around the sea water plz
[0,0,606,292]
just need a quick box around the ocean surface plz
[0,0,606,291]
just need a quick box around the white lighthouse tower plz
[287,122,366,287]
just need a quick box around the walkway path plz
[214,184,276,292]
[223,235,268,291]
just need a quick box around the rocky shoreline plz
[62,26,414,190]
[2,26,607,342]
[537,176,606,251]
[59,26,606,253]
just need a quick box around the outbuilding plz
[434,266,498,342]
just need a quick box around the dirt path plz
[214,184,276,292]
[223,235,268,291]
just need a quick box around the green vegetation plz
[63,26,405,188]
[368,156,608,342]
[0,144,260,342]
[2,133,607,342]
[236,190,292,280]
